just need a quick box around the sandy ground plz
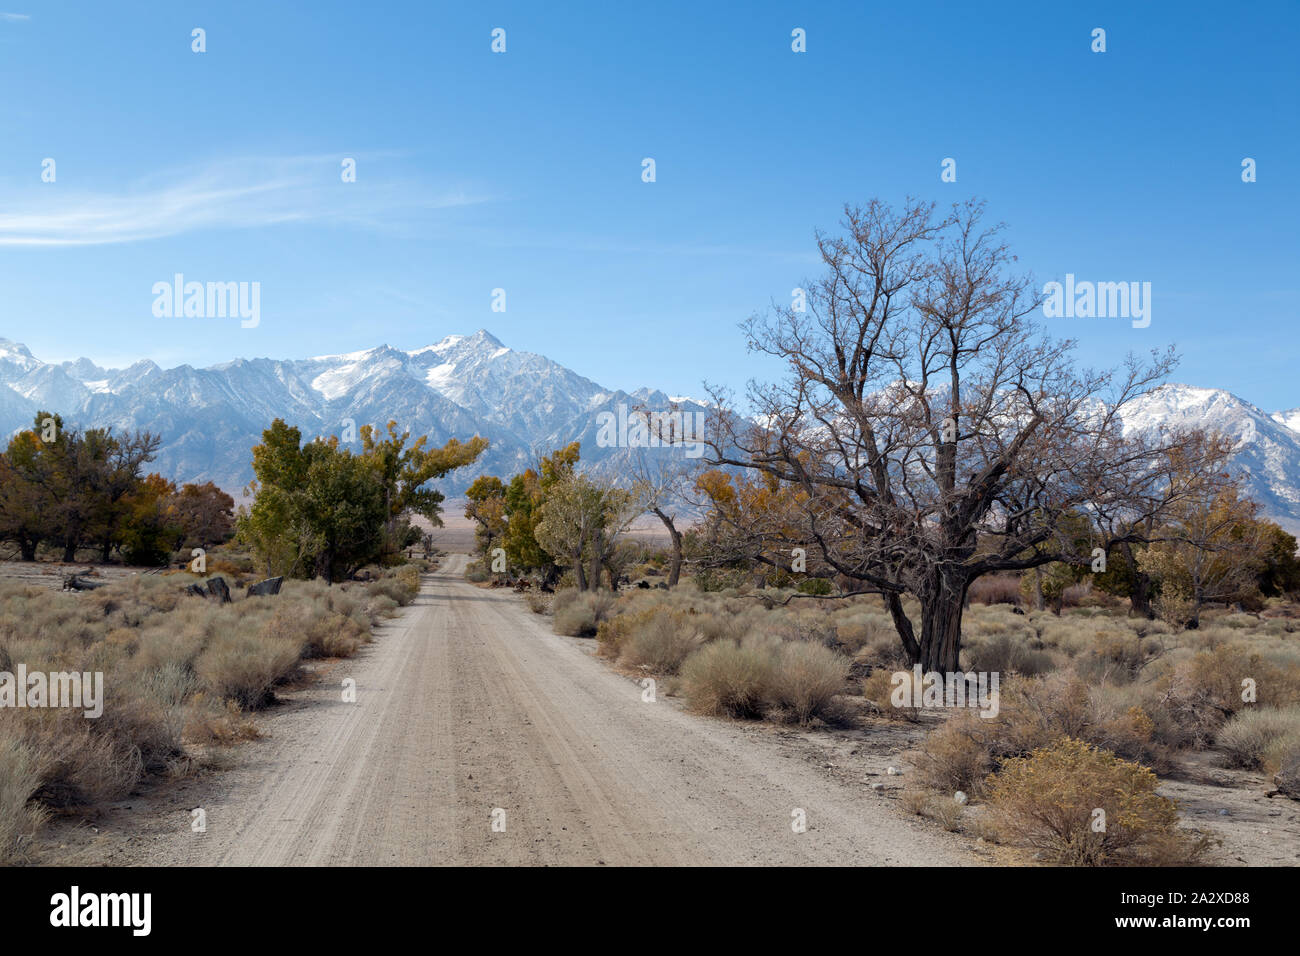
[47,554,981,866]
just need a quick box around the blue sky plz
[0,1,1296,410]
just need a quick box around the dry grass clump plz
[364,565,420,606]
[899,788,963,831]
[194,629,305,709]
[912,673,1177,795]
[964,631,1058,677]
[552,589,617,637]
[679,636,777,719]
[985,737,1216,866]
[0,561,419,861]
[1216,706,1300,772]
[617,610,703,674]
[0,737,46,864]
[766,640,850,724]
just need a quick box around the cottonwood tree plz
[464,475,508,559]
[0,411,160,562]
[534,473,640,591]
[1138,464,1270,626]
[359,421,488,556]
[702,198,1221,671]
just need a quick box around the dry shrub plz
[552,589,616,637]
[0,736,46,863]
[1151,644,1300,749]
[194,631,303,708]
[595,606,655,658]
[900,789,930,815]
[863,668,921,721]
[618,611,703,674]
[913,709,999,794]
[263,603,367,659]
[183,694,262,744]
[16,713,143,808]
[986,737,1216,866]
[1072,631,1156,685]
[524,591,549,615]
[913,674,1177,794]
[968,574,1022,606]
[1216,706,1300,771]
[679,636,776,718]
[965,631,1057,677]
[766,641,849,724]
[927,796,965,832]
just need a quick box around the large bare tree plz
[701,198,1223,671]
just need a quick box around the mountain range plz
[1,331,1298,535]
[0,330,709,503]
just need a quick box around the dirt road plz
[99,555,977,866]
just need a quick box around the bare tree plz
[701,198,1222,671]
[629,445,697,588]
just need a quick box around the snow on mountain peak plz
[0,334,1297,534]
[1274,408,1300,435]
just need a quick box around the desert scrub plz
[911,674,1177,794]
[0,737,45,864]
[552,589,616,637]
[616,610,703,674]
[0,568,390,860]
[1216,706,1300,771]
[766,640,849,724]
[364,565,420,606]
[963,631,1059,677]
[985,737,1216,866]
[678,635,777,718]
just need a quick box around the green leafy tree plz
[501,443,581,583]
[535,473,640,591]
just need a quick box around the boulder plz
[206,576,232,603]
[63,573,110,591]
[247,576,284,597]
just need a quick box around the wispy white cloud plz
[0,154,492,246]
[0,12,30,21]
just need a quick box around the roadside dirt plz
[45,554,983,866]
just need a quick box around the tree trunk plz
[886,592,920,664]
[62,538,77,563]
[916,568,970,672]
[1121,542,1155,619]
[19,538,37,562]
[653,508,683,588]
[1032,567,1045,612]
[574,554,588,592]
[588,531,604,591]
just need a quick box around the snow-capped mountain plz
[1273,407,1300,435]
[0,331,708,499]
[0,333,1297,535]
[1119,385,1300,535]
